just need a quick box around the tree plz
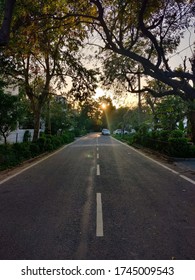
[0,0,97,141]
[89,0,195,95]
[0,81,21,144]
[74,98,101,132]
[42,95,74,135]
[98,96,116,130]
[17,89,34,130]
[72,0,195,140]
[111,107,131,131]
[152,95,187,130]
[144,80,188,130]
[0,0,16,46]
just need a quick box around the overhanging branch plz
[0,0,16,46]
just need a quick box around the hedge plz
[0,131,75,171]
[113,129,195,158]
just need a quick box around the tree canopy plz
[68,0,195,139]
[0,0,97,140]
[83,0,195,100]
[1,0,195,141]
[0,81,21,144]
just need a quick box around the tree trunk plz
[45,99,51,135]
[188,110,195,143]
[33,108,41,141]
[2,133,7,145]
[0,0,16,46]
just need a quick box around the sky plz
[169,28,195,70]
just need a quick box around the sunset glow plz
[101,103,107,109]
[95,87,104,99]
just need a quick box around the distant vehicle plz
[102,128,111,135]
[113,129,129,135]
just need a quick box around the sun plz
[101,103,107,109]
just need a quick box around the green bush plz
[126,128,194,157]
[29,142,40,157]
[44,136,53,150]
[0,132,76,171]
[189,145,195,157]
[132,132,142,145]
[12,142,31,160]
[169,129,184,138]
[62,131,75,143]
[36,136,46,152]
[168,137,189,157]
[0,144,20,170]
[51,136,62,148]
[157,130,170,141]
[72,128,80,137]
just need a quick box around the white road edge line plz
[0,142,74,186]
[179,175,195,185]
[113,137,178,174]
[96,193,104,237]
[97,164,100,176]
[113,137,195,185]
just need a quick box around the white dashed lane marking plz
[96,193,104,237]
[97,164,100,176]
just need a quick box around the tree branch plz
[0,0,16,46]
[138,0,162,68]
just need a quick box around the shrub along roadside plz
[0,131,75,171]
[113,129,195,158]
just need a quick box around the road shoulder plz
[112,137,195,182]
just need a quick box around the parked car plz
[102,128,111,135]
[113,129,129,135]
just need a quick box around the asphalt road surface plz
[0,133,195,260]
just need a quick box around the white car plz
[102,128,111,135]
[113,129,129,135]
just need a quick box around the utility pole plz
[138,66,142,124]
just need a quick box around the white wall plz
[0,129,44,144]
[4,85,19,96]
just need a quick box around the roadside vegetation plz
[0,81,92,171]
[0,84,112,171]
[0,1,195,168]
[0,132,74,171]
[1,79,195,171]
[111,95,195,158]
[114,129,195,158]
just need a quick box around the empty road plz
[0,133,194,259]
